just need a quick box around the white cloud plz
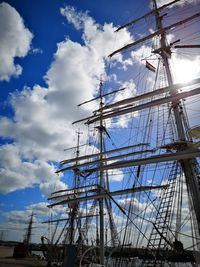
[0,2,33,81]
[46,39,103,112]
[0,2,199,199]
[0,202,54,242]
[60,6,89,30]
[3,210,31,224]
[27,202,51,216]
[108,169,124,182]
[60,5,133,61]
[0,85,79,161]
[130,45,152,64]
[40,180,68,197]
[119,197,153,214]
[0,200,72,243]
[31,47,43,54]
[105,79,137,128]
[112,80,136,102]
[0,5,133,195]
[0,144,57,194]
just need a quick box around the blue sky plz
[0,0,200,243]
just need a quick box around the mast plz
[152,0,200,239]
[75,130,82,243]
[98,78,105,265]
[24,212,34,246]
[152,0,185,139]
[69,131,81,244]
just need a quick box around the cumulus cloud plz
[27,202,51,216]
[40,180,67,197]
[0,5,134,194]
[3,210,31,224]
[130,45,152,64]
[60,6,89,30]
[108,169,124,182]
[0,199,75,243]
[0,85,80,161]
[1,201,65,227]
[112,80,136,102]
[0,144,58,194]
[0,202,60,242]
[0,2,33,81]
[119,197,153,214]
[0,1,199,198]
[60,5,133,61]
[105,79,137,128]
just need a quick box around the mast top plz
[115,0,182,32]
[109,12,200,57]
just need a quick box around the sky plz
[0,0,200,243]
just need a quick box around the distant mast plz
[24,212,34,246]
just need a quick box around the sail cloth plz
[146,61,156,72]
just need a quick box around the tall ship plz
[43,0,200,266]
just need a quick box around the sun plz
[172,57,200,84]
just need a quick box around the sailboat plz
[45,0,200,266]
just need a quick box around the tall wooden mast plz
[98,79,105,265]
[152,0,200,238]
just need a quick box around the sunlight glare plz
[172,57,200,84]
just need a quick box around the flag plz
[146,61,156,72]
